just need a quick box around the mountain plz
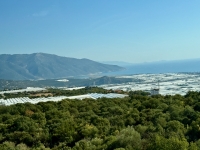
[0,53,123,80]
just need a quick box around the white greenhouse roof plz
[0,93,128,106]
[0,87,46,94]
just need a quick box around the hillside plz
[0,53,123,80]
[0,90,200,149]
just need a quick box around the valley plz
[1,73,200,96]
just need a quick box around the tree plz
[148,135,189,150]
[112,126,142,150]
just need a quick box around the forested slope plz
[0,53,123,80]
[1,90,200,149]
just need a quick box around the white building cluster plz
[100,73,200,95]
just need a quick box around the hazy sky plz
[1,0,200,63]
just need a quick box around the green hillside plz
[0,53,123,80]
[0,90,200,149]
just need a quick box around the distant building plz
[151,80,160,95]
[151,88,159,95]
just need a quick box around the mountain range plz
[0,53,123,80]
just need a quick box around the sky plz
[1,0,200,63]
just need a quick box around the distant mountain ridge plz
[0,53,123,80]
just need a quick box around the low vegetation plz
[1,89,200,149]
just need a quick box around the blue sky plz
[1,0,200,63]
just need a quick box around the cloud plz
[32,10,49,17]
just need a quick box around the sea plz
[102,59,200,76]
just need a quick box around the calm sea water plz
[102,59,200,76]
